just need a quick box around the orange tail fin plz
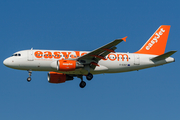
[135,25,171,55]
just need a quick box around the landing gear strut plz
[27,70,32,82]
[84,65,93,81]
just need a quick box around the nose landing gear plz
[27,70,32,82]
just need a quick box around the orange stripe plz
[103,48,115,53]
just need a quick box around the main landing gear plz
[78,73,93,88]
[27,70,32,82]
[86,73,93,80]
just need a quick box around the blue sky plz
[1,0,180,120]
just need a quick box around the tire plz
[79,81,86,88]
[86,73,93,81]
[27,77,31,82]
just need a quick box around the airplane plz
[3,25,177,88]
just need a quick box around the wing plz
[77,36,127,68]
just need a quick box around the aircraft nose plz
[3,58,8,66]
[3,58,11,67]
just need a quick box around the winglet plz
[122,36,127,42]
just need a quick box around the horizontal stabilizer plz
[150,50,177,61]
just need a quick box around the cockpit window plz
[12,53,21,56]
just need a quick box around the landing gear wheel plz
[27,77,31,82]
[79,81,86,88]
[86,73,93,81]
[27,70,32,82]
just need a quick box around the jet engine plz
[51,60,84,71]
[48,72,74,83]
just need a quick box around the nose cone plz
[3,57,22,70]
[3,58,12,67]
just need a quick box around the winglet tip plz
[122,36,127,42]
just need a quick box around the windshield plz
[12,53,21,56]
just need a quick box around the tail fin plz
[135,25,171,55]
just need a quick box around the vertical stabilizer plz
[135,25,171,55]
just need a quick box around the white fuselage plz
[3,49,175,75]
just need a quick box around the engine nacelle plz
[48,72,73,83]
[51,60,84,71]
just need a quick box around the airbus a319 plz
[3,25,176,88]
